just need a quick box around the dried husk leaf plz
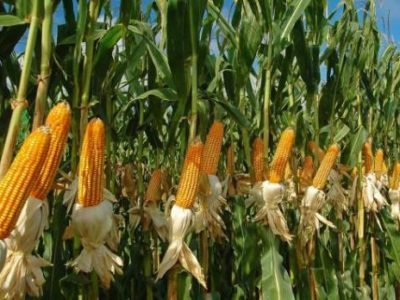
[70,200,123,288]
[0,241,6,272]
[326,170,349,214]
[156,205,206,288]
[298,186,335,246]
[194,175,227,241]
[389,189,400,223]
[362,173,387,212]
[0,197,51,299]
[251,181,292,242]
[129,202,169,241]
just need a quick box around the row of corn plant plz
[0,0,400,299]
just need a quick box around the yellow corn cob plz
[30,102,71,200]
[312,144,340,189]
[145,169,163,202]
[362,142,373,174]
[77,118,105,207]
[0,126,51,239]
[300,155,314,186]
[269,128,295,183]
[227,144,234,176]
[390,162,400,190]
[175,141,203,209]
[252,137,264,183]
[374,148,384,178]
[200,121,224,175]
[308,141,325,163]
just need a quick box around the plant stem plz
[89,271,99,300]
[71,0,87,174]
[238,88,252,172]
[356,72,366,287]
[167,267,178,300]
[370,212,379,300]
[263,34,273,172]
[188,0,198,143]
[33,0,53,129]
[80,0,100,138]
[0,0,40,178]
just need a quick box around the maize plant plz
[1,0,400,299]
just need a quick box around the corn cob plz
[390,162,400,190]
[200,121,224,175]
[0,126,51,239]
[374,148,384,178]
[269,128,295,183]
[362,142,373,174]
[312,144,340,189]
[252,137,264,183]
[227,144,234,176]
[308,141,325,163]
[300,155,314,186]
[175,141,203,209]
[145,169,163,202]
[30,102,71,200]
[77,118,105,207]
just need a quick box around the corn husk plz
[234,173,252,195]
[298,186,336,246]
[70,199,123,288]
[194,175,228,241]
[129,201,169,241]
[326,170,349,214]
[389,189,400,223]
[63,176,79,212]
[248,181,292,242]
[285,178,297,203]
[156,205,206,288]
[362,173,387,212]
[0,197,51,299]
[0,241,6,272]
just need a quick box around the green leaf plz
[0,15,26,26]
[259,228,295,300]
[333,124,350,143]
[207,0,237,48]
[281,0,312,41]
[315,243,340,300]
[94,24,124,66]
[344,126,368,168]
[381,212,400,271]
[128,24,174,88]
[167,0,191,100]
[209,98,250,128]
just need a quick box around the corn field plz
[0,0,400,299]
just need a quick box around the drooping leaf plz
[259,228,295,300]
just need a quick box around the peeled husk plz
[129,201,169,241]
[362,173,387,212]
[326,170,349,214]
[156,205,206,289]
[0,241,6,272]
[194,175,228,241]
[389,189,400,223]
[248,180,292,242]
[70,200,123,288]
[0,197,51,299]
[298,186,336,246]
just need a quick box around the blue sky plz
[13,0,400,52]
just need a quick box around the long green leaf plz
[0,15,25,26]
[259,228,295,300]
[281,0,312,41]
